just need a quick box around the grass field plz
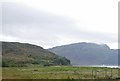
[2,66,119,79]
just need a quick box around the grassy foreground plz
[2,66,119,79]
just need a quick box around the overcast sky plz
[0,0,119,49]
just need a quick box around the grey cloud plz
[2,2,72,25]
[65,30,117,43]
[68,28,117,42]
[2,2,117,48]
[2,3,72,30]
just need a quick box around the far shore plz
[73,65,119,68]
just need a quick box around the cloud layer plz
[1,2,117,48]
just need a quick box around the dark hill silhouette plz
[49,42,118,65]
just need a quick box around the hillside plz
[49,42,118,65]
[2,42,71,67]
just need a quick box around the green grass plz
[2,66,119,79]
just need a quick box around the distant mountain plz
[48,42,118,65]
[2,42,71,67]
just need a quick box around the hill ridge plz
[48,42,118,65]
[2,41,71,67]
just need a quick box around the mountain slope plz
[2,42,70,67]
[49,42,118,65]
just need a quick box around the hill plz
[48,42,118,65]
[2,42,71,67]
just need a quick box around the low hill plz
[48,42,118,65]
[2,42,71,67]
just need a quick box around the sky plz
[0,0,119,49]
